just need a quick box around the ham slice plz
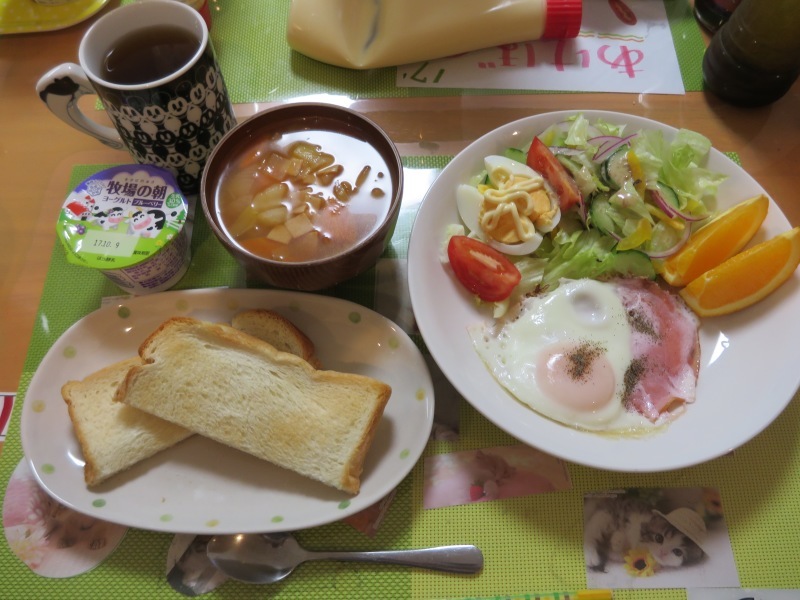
[615,278,701,423]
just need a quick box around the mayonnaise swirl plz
[479,165,555,243]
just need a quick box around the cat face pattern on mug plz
[100,43,235,194]
[583,487,740,589]
[36,1,237,196]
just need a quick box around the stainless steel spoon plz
[206,532,483,584]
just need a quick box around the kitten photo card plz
[583,487,740,589]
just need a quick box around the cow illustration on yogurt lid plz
[57,164,192,295]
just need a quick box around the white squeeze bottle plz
[286,0,583,69]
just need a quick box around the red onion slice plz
[588,135,623,158]
[591,133,638,162]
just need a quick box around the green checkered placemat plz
[154,0,706,104]
[2,156,799,599]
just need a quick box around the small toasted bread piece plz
[232,308,321,368]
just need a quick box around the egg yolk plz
[536,342,616,412]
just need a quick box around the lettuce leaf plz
[527,221,655,291]
[632,127,727,211]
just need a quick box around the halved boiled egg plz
[456,155,561,256]
[456,184,544,256]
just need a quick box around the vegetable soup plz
[214,129,393,263]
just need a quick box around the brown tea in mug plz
[101,25,200,85]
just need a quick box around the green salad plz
[445,113,728,313]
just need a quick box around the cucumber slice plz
[609,249,656,279]
[589,195,634,238]
[600,160,610,187]
[650,181,680,210]
[602,145,631,190]
[589,195,618,235]
[503,147,527,165]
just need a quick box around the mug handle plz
[36,63,124,150]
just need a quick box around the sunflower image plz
[624,547,658,577]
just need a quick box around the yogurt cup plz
[57,165,191,295]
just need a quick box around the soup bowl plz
[201,103,403,291]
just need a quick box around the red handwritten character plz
[598,45,643,78]
[554,39,567,71]
[496,43,536,68]
[608,0,637,25]
[521,42,536,68]
[554,39,589,72]
[499,44,517,67]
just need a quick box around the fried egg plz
[470,278,658,432]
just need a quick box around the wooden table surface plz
[1,0,799,398]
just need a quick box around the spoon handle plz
[308,545,483,574]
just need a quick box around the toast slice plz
[115,316,391,493]
[62,310,321,487]
[232,308,321,368]
[62,357,192,487]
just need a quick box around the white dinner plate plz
[408,109,800,472]
[21,289,434,534]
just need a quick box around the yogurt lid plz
[57,165,189,270]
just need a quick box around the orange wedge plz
[659,194,769,287]
[679,227,800,317]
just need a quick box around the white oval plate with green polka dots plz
[21,288,434,534]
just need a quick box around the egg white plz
[469,279,656,432]
[484,154,541,186]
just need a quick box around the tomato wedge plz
[526,136,582,213]
[447,236,521,302]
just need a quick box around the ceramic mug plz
[36,0,235,194]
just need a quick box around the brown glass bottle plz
[694,0,741,33]
[702,0,800,106]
